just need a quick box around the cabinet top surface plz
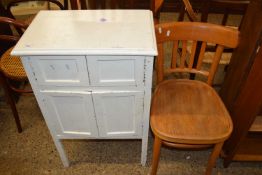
[12,10,157,56]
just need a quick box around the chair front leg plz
[151,136,162,175]
[205,142,224,175]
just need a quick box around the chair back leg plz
[205,142,224,175]
[0,72,22,133]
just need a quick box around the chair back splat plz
[155,22,239,85]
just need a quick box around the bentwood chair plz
[0,16,29,133]
[150,22,239,175]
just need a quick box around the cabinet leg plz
[53,139,69,167]
[141,133,149,166]
[141,83,153,166]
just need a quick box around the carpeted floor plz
[0,12,262,175]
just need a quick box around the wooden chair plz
[7,0,66,25]
[0,16,29,133]
[150,22,239,175]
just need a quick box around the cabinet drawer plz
[29,56,89,86]
[87,56,144,86]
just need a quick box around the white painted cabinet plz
[12,10,157,167]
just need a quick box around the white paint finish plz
[15,10,157,167]
[42,90,99,137]
[20,57,70,167]
[141,57,154,165]
[53,138,69,167]
[12,10,157,56]
[92,91,144,138]
[87,56,144,86]
[29,56,90,86]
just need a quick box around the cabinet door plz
[92,90,144,138]
[87,56,144,86]
[42,90,98,138]
[29,56,89,86]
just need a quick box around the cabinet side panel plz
[20,57,60,135]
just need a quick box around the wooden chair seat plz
[150,79,233,145]
[0,47,27,81]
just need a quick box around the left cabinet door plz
[41,90,99,138]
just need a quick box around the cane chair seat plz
[0,47,27,81]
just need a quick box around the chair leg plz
[205,142,224,175]
[0,73,22,133]
[151,136,162,175]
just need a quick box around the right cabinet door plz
[92,90,144,138]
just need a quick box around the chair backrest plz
[0,16,28,45]
[155,22,239,85]
[7,0,65,19]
